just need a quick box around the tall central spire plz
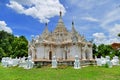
[54,11,68,33]
[58,10,63,24]
[55,11,65,28]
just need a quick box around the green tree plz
[92,43,97,58]
[0,30,28,60]
[0,31,14,57]
[118,33,120,37]
[0,48,6,61]
[96,44,118,59]
[11,36,28,58]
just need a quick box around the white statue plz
[52,56,57,68]
[95,58,102,66]
[24,56,34,69]
[74,55,81,69]
[106,56,112,68]
[101,56,106,65]
[1,57,9,67]
[111,56,119,66]
[19,57,26,67]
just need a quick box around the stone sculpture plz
[74,55,81,69]
[52,56,57,68]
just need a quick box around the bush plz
[47,64,52,67]
[34,63,41,68]
[58,64,68,69]
[103,63,109,68]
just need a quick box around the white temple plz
[28,11,93,64]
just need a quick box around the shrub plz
[103,63,109,68]
[58,64,68,69]
[34,63,41,68]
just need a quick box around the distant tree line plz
[93,44,120,59]
[0,31,28,61]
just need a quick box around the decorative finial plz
[45,23,48,26]
[60,11,62,17]
[72,16,75,26]
[60,7,62,17]
[72,21,74,25]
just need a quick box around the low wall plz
[34,59,96,66]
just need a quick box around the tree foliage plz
[93,44,120,59]
[118,33,120,37]
[92,43,97,58]
[0,31,28,60]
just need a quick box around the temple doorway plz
[85,49,90,59]
[65,52,67,59]
[49,51,52,60]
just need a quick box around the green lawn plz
[0,65,120,80]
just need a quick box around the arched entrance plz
[85,52,88,59]
[65,51,67,60]
[85,49,90,59]
[49,51,52,60]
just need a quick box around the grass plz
[0,65,120,80]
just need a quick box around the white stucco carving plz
[28,11,93,62]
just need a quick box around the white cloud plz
[6,1,25,14]
[93,32,108,45]
[0,21,12,33]
[10,0,33,6]
[7,0,66,23]
[93,26,120,45]
[109,24,120,37]
[5,0,120,45]
[101,8,120,27]
[81,16,99,22]
[93,33,106,40]
[69,0,109,10]
[15,35,19,38]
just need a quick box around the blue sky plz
[0,0,120,45]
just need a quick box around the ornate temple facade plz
[28,11,93,63]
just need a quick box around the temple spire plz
[54,10,68,33]
[41,23,49,38]
[55,10,65,28]
[60,10,62,17]
[59,6,62,17]
[72,20,77,34]
[43,23,49,34]
[72,21,74,27]
[45,22,48,27]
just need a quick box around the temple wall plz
[81,50,86,60]
[44,46,49,59]
[69,45,75,59]
[68,45,81,59]
[77,45,81,59]
[36,46,44,59]
[31,44,93,61]
[56,47,62,60]
[76,45,81,59]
